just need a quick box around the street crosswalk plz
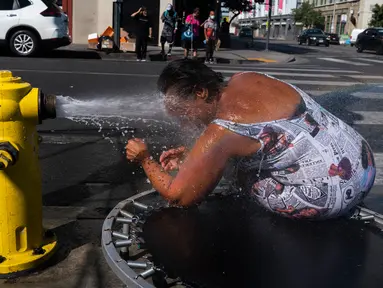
[212,64,381,97]
[210,64,383,189]
[318,57,383,66]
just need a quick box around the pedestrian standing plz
[160,3,178,58]
[182,8,200,59]
[131,7,153,62]
[204,10,217,64]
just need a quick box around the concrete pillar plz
[158,0,175,46]
[72,0,114,44]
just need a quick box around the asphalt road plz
[1,42,383,287]
[1,41,383,213]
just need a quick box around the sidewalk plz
[59,43,295,64]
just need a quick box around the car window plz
[378,29,383,36]
[42,0,60,7]
[0,0,16,10]
[17,0,31,8]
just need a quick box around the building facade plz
[237,0,303,40]
[307,0,383,34]
[307,0,360,35]
[358,0,383,28]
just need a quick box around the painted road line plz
[318,58,371,66]
[215,70,336,78]
[222,77,359,86]
[348,75,383,80]
[374,153,383,167]
[306,90,331,96]
[306,91,383,98]
[247,58,277,63]
[357,58,383,64]
[351,92,383,99]
[215,67,361,73]
[352,111,383,125]
[8,69,159,77]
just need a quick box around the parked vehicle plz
[350,29,364,47]
[325,32,340,45]
[297,29,329,46]
[239,27,253,38]
[355,27,383,54]
[0,0,71,57]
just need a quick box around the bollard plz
[0,71,57,276]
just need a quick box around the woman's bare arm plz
[141,124,261,206]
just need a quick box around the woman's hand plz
[126,138,150,162]
[159,146,188,172]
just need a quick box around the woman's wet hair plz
[157,59,224,101]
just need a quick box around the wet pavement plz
[0,51,382,287]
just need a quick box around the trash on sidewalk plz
[87,26,136,52]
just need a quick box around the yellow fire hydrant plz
[0,71,57,276]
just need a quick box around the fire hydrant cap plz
[0,70,20,83]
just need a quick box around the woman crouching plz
[125,59,376,220]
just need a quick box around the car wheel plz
[9,30,39,57]
[356,45,364,53]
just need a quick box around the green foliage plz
[292,2,324,28]
[222,0,256,24]
[369,4,383,27]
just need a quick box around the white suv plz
[0,0,71,57]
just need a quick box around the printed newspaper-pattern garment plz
[212,73,376,220]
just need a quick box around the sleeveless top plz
[212,73,376,219]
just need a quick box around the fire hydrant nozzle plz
[0,142,19,170]
[0,70,57,276]
[39,92,56,122]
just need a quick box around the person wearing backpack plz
[204,10,217,64]
[160,3,178,57]
[182,8,200,59]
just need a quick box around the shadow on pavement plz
[230,37,315,55]
[0,48,102,60]
[143,195,383,288]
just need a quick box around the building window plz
[326,16,332,32]
[336,14,341,34]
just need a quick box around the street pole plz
[216,0,221,34]
[332,0,337,33]
[112,0,123,51]
[265,0,273,51]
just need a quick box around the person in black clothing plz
[131,7,153,62]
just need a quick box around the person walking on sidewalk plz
[204,10,217,64]
[131,7,153,62]
[182,8,200,59]
[160,3,178,58]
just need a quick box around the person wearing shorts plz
[182,8,200,59]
